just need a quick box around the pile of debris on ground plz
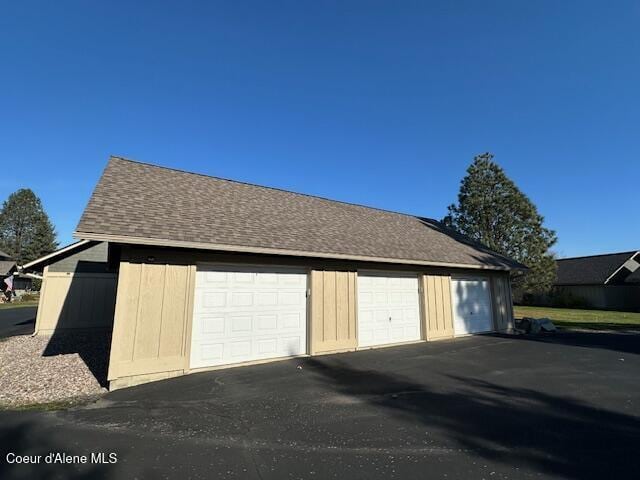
[516,317,557,334]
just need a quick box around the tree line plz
[0,189,58,265]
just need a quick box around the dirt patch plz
[0,332,109,408]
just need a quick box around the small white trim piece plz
[74,232,519,271]
[20,240,92,270]
[604,251,640,285]
[18,272,43,280]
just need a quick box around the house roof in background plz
[556,251,639,286]
[75,156,524,271]
[0,249,11,260]
[0,261,16,276]
[20,240,93,272]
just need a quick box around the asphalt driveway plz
[1,332,639,479]
[0,306,37,338]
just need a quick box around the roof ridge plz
[557,251,639,261]
[109,155,437,222]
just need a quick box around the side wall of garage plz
[491,274,514,331]
[34,242,118,335]
[108,260,196,388]
[35,269,117,334]
[107,246,514,389]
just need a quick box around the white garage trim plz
[190,264,309,369]
[450,275,494,336]
[357,271,422,348]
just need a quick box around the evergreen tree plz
[443,153,557,296]
[0,189,58,264]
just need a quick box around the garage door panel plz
[281,312,303,328]
[358,273,421,348]
[191,266,308,369]
[374,292,387,305]
[201,343,224,362]
[204,292,226,307]
[359,292,374,306]
[452,277,493,335]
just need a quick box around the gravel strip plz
[0,332,109,407]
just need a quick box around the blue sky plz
[1,1,638,258]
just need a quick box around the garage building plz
[32,156,524,390]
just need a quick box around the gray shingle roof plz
[0,249,11,260]
[556,252,638,286]
[0,261,16,276]
[75,157,524,270]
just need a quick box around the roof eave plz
[603,251,640,285]
[74,231,523,272]
[20,240,93,271]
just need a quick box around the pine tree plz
[0,189,58,265]
[443,153,557,297]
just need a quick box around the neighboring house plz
[555,251,640,311]
[0,251,17,300]
[0,249,17,282]
[21,241,115,333]
[26,156,524,390]
[0,249,32,297]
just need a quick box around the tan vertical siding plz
[490,274,514,331]
[107,262,195,381]
[34,270,117,334]
[310,270,357,354]
[422,274,454,340]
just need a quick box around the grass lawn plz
[0,301,38,310]
[514,305,640,331]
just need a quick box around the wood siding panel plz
[34,271,117,334]
[348,271,357,341]
[133,264,166,359]
[310,270,324,349]
[423,274,454,340]
[108,261,195,381]
[490,274,514,331]
[323,271,337,343]
[159,265,190,358]
[310,270,358,354]
[336,272,349,341]
[110,263,141,364]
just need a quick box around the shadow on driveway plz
[0,307,37,338]
[1,333,639,479]
[302,344,639,479]
[489,330,640,356]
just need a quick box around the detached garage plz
[46,156,523,389]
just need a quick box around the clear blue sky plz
[1,1,638,258]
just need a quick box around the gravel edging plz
[0,332,109,408]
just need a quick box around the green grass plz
[0,396,100,412]
[0,300,38,310]
[514,306,640,331]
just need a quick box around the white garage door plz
[451,277,494,335]
[358,273,421,348]
[190,266,308,369]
